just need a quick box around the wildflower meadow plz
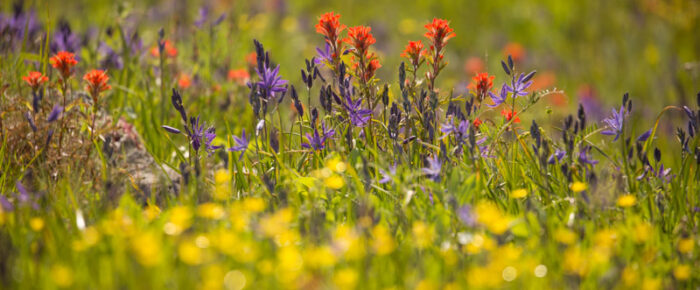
[1,0,699,289]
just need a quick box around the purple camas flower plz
[636,129,652,142]
[314,43,333,67]
[188,116,222,155]
[505,71,535,97]
[601,105,626,141]
[255,64,288,98]
[51,20,81,53]
[578,146,598,166]
[302,122,335,151]
[458,205,476,227]
[162,90,221,156]
[378,163,397,184]
[487,83,508,107]
[99,42,123,70]
[47,104,63,122]
[228,129,250,161]
[548,149,566,164]
[343,95,371,127]
[422,155,442,181]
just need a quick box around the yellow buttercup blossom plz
[632,222,652,243]
[29,217,44,231]
[259,208,294,238]
[50,264,74,288]
[324,175,345,189]
[511,188,528,198]
[165,206,192,235]
[475,202,511,235]
[333,268,358,290]
[130,231,162,267]
[617,194,637,207]
[677,238,694,254]
[325,157,347,173]
[570,182,587,193]
[197,202,225,220]
[304,245,337,269]
[412,221,435,249]
[143,204,161,221]
[371,224,396,255]
[243,197,265,213]
[673,264,691,280]
[214,169,231,184]
[554,228,577,245]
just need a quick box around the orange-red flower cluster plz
[50,51,78,79]
[83,70,111,98]
[473,118,482,129]
[228,68,250,85]
[150,40,178,58]
[501,109,520,123]
[424,18,456,53]
[315,12,346,48]
[401,40,425,67]
[23,71,48,91]
[361,58,381,82]
[345,26,375,55]
[468,72,495,97]
[178,73,192,89]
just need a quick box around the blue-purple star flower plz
[440,118,469,142]
[228,129,250,161]
[548,149,566,164]
[343,95,372,127]
[47,104,63,122]
[99,42,123,70]
[505,71,535,97]
[422,155,442,182]
[636,129,652,142]
[302,122,335,151]
[601,105,626,141]
[255,64,288,99]
[578,146,598,166]
[379,163,397,184]
[487,83,508,107]
[314,43,333,67]
[458,205,476,227]
[51,20,81,53]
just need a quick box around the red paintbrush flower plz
[315,12,346,46]
[468,72,495,97]
[178,73,192,89]
[50,51,78,79]
[424,18,455,51]
[149,40,178,58]
[363,58,381,82]
[401,40,425,67]
[22,71,48,91]
[227,68,250,85]
[473,118,482,129]
[83,69,111,98]
[501,109,520,123]
[345,26,375,55]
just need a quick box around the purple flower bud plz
[162,125,181,134]
[47,104,63,122]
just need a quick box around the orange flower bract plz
[22,71,48,91]
[315,12,346,45]
[50,51,78,79]
[83,70,111,98]
[468,72,495,97]
[345,26,376,55]
[424,18,456,49]
[401,40,424,67]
